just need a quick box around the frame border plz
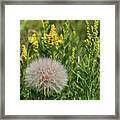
[0,0,119,119]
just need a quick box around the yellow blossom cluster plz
[84,20,99,48]
[42,24,63,49]
[84,20,100,58]
[21,45,27,63]
[28,32,39,52]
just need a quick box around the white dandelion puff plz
[26,58,67,92]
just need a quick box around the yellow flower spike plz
[47,34,51,45]
[85,20,91,40]
[33,40,38,48]
[51,38,54,46]
[42,33,47,44]
[51,24,56,31]
[72,47,75,65]
[21,45,27,63]
[50,34,54,46]
[33,39,39,52]
[51,31,55,39]
[42,24,64,49]
[52,33,58,49]
[47,24,57,46]
[28,32,37,43]
[55,35,59,46]
[44,34,48,44]
[29,32,39,52]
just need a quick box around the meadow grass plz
[20,20,100,100]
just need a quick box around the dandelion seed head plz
[26,58,67,92]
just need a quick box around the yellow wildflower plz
[28,32,39,52]
[28,33,37,43]
[42,24,64,49]
[42,33,47,44]
[32,33,37,38]
[21,45,27,63]
[55,35,59,46]
[33,40,38,49]
[51,24,56,31]
[49,24,58,46]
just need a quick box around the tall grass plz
[20,20,100,100]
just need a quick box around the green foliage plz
[20,20,100,100]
